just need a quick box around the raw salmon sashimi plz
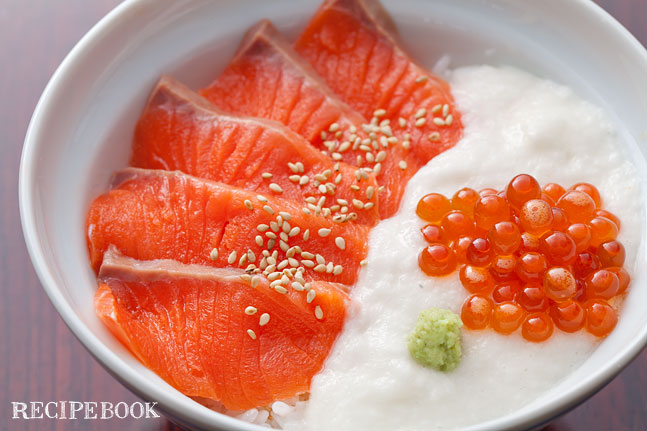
[132,75,380,226]
[199,20,410,218]
[95,248,348,411]
[87,168,369,286]
[295,0,463,169]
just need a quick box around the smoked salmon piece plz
[295,0,463,169]
[86,168,369,286]
[199,20,410,218]
[95,248,348,411]
[132,76,380,226]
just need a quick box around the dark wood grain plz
[0,1,644,430]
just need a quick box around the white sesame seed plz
[428,132,441,142]
[398,117,407,128]
[433,117,445,126]
[315,305,324,320]
[247,250,256,263]
[245,306,258,315]
[415,75,428,83]
[227,251,237,264]
[265,232,277,239]
[289,174,301,183]
[269,183,283,194]
[263,205,274,215]
[432,104,442,114]
[307,290,316,303]
[329,122,340,132]
[314,264,327,273]
[259,313,270,326]
[335,237,346,250]
[251,276,260,288]
[445,114,453,126]
[257,224,269,232]
[209,248,219,261]
[333,265,343,275]
[274,286,288,294]
[443,104,449,117]
[415,108,427,119]
[244,199,254,210]
[302,207,311,215]
[303,229,310,241]
[402,140,411,150]
[296,162,304,173]
[262,172,273,179]
[318,228,331,237]
[247,329,257,340]
[280,241,289,252]
[239,254,248,267]
[318,184,327,194]
[415,118,426,127]
[257,194,268,203]
[373,163,382,176]
[374,109,386,117]
[360,259,368,266]
[366,186,375,200]
[292,282,305,291]
[301,259,315,268]
[364,202,375,210]
[267,238,276,250]
[350,184,360,191]
[288,162,299,173]
[255,236,264,247]
[399,160,408,170]
[289,227,300,237]
[268,272,281,281]
[239,274,252,282]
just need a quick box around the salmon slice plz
[95,248,348,410]
[199,20,410,218]
[132,76,380,226]
[295,0,463,169]
[86,168,369,286]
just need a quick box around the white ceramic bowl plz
[19,0,647,430]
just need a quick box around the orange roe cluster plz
[416,174,630,342]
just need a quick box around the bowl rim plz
[19,0,647,430]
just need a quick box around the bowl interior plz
[20,0,647,430]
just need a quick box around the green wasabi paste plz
[407,308,462,372]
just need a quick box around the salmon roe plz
[419,244,456,276]
[522,313,554,342]
[415,174,630,341]
[417,193,452,223]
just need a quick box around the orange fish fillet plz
[86,168,369,285]
[200,20,410,218]
[132,76,380,226]
[295,0,463,169]
[95,248,348,411]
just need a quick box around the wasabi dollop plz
[407,308,462,371]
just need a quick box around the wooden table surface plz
[1,1,645,430]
